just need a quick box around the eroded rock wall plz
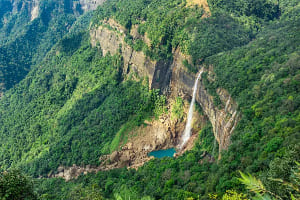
[8,0,40,20]
[78,0,105,12]
[90,19,172,92]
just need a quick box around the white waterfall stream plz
[179,71,203,149]
[212,138,217,156]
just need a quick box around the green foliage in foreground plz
[239,162,300,199]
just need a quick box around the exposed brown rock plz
[57,166,64,173]
[186,0,210,13]
[51,163,101,181]
[198,151,215,164]
[110,151,119,162]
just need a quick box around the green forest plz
[0,0,299,199]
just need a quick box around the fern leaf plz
[238,171,266,195]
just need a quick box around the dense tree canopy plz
[0,169,37,200]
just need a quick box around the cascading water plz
[179,70,203,149]
[212,138,217,156]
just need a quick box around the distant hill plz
[0,0,102,95]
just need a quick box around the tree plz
[0,169,37,200]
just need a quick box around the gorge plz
[0,0,299,199]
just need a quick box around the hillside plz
[0,0,299,199]
[0,0,100,96]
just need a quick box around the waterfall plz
[212,138,217,156]
[180,71,203,149]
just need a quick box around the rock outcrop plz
[186,0,210,13]
[8,0,40,20]
[50,164,98,181]
[198,151,215,164]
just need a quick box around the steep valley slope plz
[0,0,299,199]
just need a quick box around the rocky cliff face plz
[90,21,240,157]
[78,0,105,12]
[90,19,172,93]
[4,0,40,21]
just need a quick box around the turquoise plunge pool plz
[148,148,176,158]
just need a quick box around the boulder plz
[57,166,64,173]
[110,151,119,162]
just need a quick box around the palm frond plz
[238,171,266,195]
[291,194,296,200]
[252,193,273,200]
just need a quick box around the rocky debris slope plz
[51,98,207,180]
[50,164,98,181]
[98,99,207,170]
[186,0,210,13]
